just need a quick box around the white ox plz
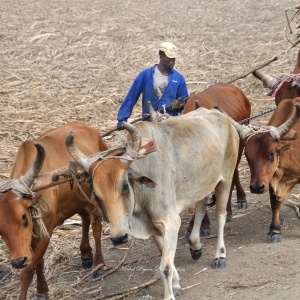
[65,107,239,300]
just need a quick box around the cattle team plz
[1,41,300,300]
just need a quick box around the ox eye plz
[268,150,275,162]
[122,182,129,194]
[22,213,29,227]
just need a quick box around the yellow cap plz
[159,42,177,58]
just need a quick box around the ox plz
[252,50,300,105]
[65,107,240,300]
[182,83,251,237]
[0,121,107,300]
[221,99,300,243]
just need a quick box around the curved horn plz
[65,131,91,169]
[147,101,158,122]
[21,143,45,188]
[252,70,277,89]
[195,100,200,110]
[214,103,250,142]
[271,103,300,140]
[122,122,141,153]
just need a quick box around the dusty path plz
[1,0,300,299]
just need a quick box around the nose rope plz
[274,150,281,172]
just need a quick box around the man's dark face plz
[160,55,176,69]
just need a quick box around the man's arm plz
[116,74,144,127]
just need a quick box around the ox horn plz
[122,122,141,153]
[252,70,277,89]
[21,143,45,188]
[65,131,91,171]
[214,103,250,142]
[147,101,158,122]
[120,122,142,166]
[271,103,300,140]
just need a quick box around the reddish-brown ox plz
[252,50,300,105]
[182,83,251,237]
[223,99,300,243]
[0,121,107,300]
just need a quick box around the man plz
[116,42,189,128]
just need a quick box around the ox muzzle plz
[11,257,28,269]
[110,233,129,246]
[250,184,265,194]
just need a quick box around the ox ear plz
[128,168,157,189]
[278,142,291,152]
[279,130,297,140]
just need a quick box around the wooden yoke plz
[31,138,156,192]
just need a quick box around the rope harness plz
[238,107,277,124]
[68,143,144,224]
[0,177,50,240]
[268,74,300,97]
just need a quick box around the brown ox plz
[252,50,300,105]
[182,83,251,237]
[0,121,107,300]
[223,99,300,243]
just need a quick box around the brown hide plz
[244,99,300,241]
[0,121,107,300]
[281,50,300,104]
[258,50,300,106]
[245,98,300,196]
[183,83,251,122]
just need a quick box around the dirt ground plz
[1,0,300,299]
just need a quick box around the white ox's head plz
[65,123,156,246]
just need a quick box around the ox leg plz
[266,188,282,243]
[152,235,181,296]
[154,213,181,300]
[185,211,211,241]
[236,141,247,209]
[35,258,49,300]
[89,207,105,278]
[188,198,208,261]
[19,238,50,300]
[212,182,228,269]
[152,235,163,254]
[78,208,94,269]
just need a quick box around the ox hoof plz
[91,269,105,279]
[237,202,248,209]
[200,228,211,237]
[212,257,227,269]
[266,232,282,243]
[34,296,49,300]
[190,248,203,261]
[185,230,191,241]
[173,286,182,297]
[82,257,93,269]
[226,215,232,223]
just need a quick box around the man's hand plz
[171,98,184,109]
[116,120,124,130]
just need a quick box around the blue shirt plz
[117,65,189,126]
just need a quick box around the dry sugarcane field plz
[2,0,300,299]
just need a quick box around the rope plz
[274,150,280,172]
[238,107,277,124]
[69,160,109,223]
[239,124,283,143]
[0,176,50,240]
[269,74,300,97]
